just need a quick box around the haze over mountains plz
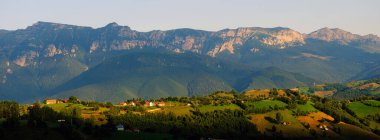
[0,22,380,102]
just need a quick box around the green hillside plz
[0,56,87,102]
[51,52,319,102]
[241,67,319,90]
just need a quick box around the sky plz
[0,0,379,35]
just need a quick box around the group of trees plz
[0,100,117,140]
[312,97,369,130]
[0,101,19,120]
[111,109,259,139]
[0,101,20,128]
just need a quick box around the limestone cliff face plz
[207,39,237,57]
[89,42,100,53]
[14,51,39,67]
[14,56,27,67]
[3,22,380,67]
[261,29,305,48]
[94,26,306,57]
[206,27,305,56]
[45,44,63,57]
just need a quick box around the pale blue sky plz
[1,0,379,35]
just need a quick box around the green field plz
[295,101,318,113]
[347,102,380,118]
[197,104,241,113]
[362,100,380,107]
[44,103,94,111]
[275,110,311,137]
[162,106,193,116]
[44,103,71,112]
[249,110,310,137]
[245,100,287,110]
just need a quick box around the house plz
[116,124,124,131]
[57,119,65,123]
[128,102,136,106]
[144,101,150,106]
[45,99,58,104]
[119,102,127,106]
[157,101,165,107]
[149,102,155,107]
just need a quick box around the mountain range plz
[0,21,380,102]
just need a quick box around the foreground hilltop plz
[1,83,380,139]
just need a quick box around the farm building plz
[128,101,136,106]
[144,101,156,107]
[119,102,127,106]
[44,99,58,104]
[149,102,155,107]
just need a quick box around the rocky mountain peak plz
[362,34,380,44]
[101,22,132,33]
[307,27,360,44]
[104,22,120,28]
[27,21,89,31]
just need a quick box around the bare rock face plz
[45,44,61,57]
[208,38,239,57]
[14,56,27,67]
[182,37,195,50]
[14,51,39,67]
[6,68,12,74]
[261,29,305,48]
[207,27,305,56]
[110,40,147,50]
[171,36,204,53]
[90,42,100,53]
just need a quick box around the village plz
[44,98,167,108]
[41,97,174,132]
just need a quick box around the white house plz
[116,124,124,131]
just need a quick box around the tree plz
[230,89,238,95]
[0,101,20,128]
[272,125,277,132]
[276,112,283,123]
[270,88,278,96]
[0,101,20,119]
[68,96,79,103]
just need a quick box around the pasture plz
[197,104,241,113]
[245,100,287,110]
[347,102,380,118]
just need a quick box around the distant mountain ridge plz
[0,21,380,102]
